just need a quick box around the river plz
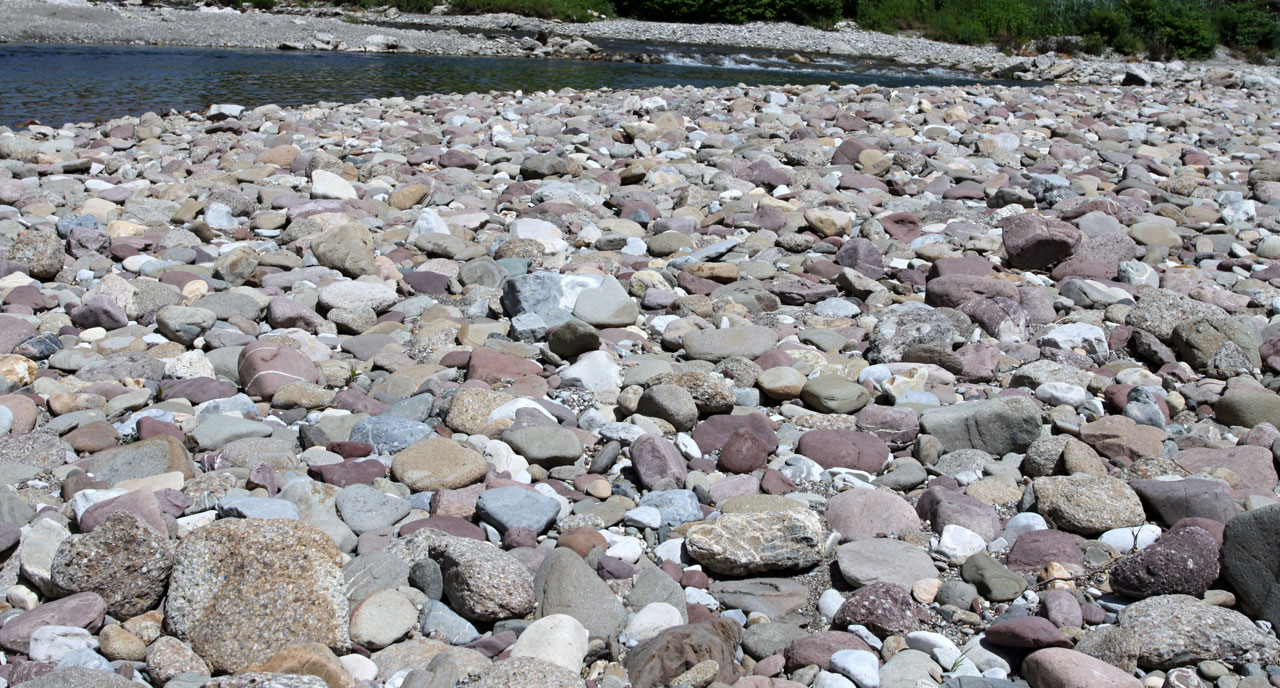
[0,41,1017,128]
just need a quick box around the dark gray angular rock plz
[1224,504,1280,631]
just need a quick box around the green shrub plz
[1081,4,1140,53]
[847,0,931,33]
[614,0,839,25]
[1214,0,1280,52]
[1124,0,1218,58]
[449,0,613,21]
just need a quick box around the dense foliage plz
[613,0,843,27]
[843,0,1279,58]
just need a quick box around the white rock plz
[70,488,128,520]
[999,512,1047,545]
[0,405,13,435]
[830,649,880,688]
[685,586,718,609]
[814,671,857,688]
[414,208,449,235]
[207,103,244,119]
[818,589,845,619]
[318,280,397,312]
[1037,322,1108,355]
[1035,382,1088,408]
[509,614,589,672]
[624,506,662,530]
[176,510,217,537]
[19,517,71,596]
[28,626,97,663]
[652,537,687,565]
[7,584,37,610]
[341,653,378,682]
[164,350,216,380]
[560,350,622,394]
[204,201,238,231]
[626,602,683,641]
[905,631,959,656]
[487,398,556,424]
[934,524,986,559]
[311,169,357,200]
[605,536,644,563]
[508,217,568,254]
[558,273,605,310]
[1099,524,1162,553]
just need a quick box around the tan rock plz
[392,437,488,492]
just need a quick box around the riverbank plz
[0,57,1279,687]
[2,0,1279,89]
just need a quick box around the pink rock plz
[796,429,890,472]
[1022,647,1142,688]
[630,434,688,491]
[1174,445,1278,498]
[79,489,168,535]
[925,274,1020,309]
[999,213,1082,270]
[985,616,1073,649]
[753,655,786,677]
[465,347,542,385]
[1006,529,1086,574]
[784,631,871,672]
[0,592,107,652]
[237,341,319,400]
[825,489,920,538]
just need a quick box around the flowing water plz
[0,40,1018,127]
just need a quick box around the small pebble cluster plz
[0,71,1278,688]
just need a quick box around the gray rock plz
[742,622,807,660]
[344,550,411,604]
[192,415,273,450]
[1117,594,1280,670]
[534,548,627,642]
[475,485,561,534]
[501,426,583,467]
[336,484,411,536]
[682,325,778,362]
[572,275,638,327]
[959,552,1027,602]
[1223,504,1280,630]
[919,395,1042,455]
[349,415,434,454]
[637,490,703,527]
[420,599,481,644]
[836,538,937,590]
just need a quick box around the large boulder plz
[919,395,1042,455]
[165,519,349,672]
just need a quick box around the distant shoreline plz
[1,0,1278,89]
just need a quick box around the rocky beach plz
[2,3,1280,688]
